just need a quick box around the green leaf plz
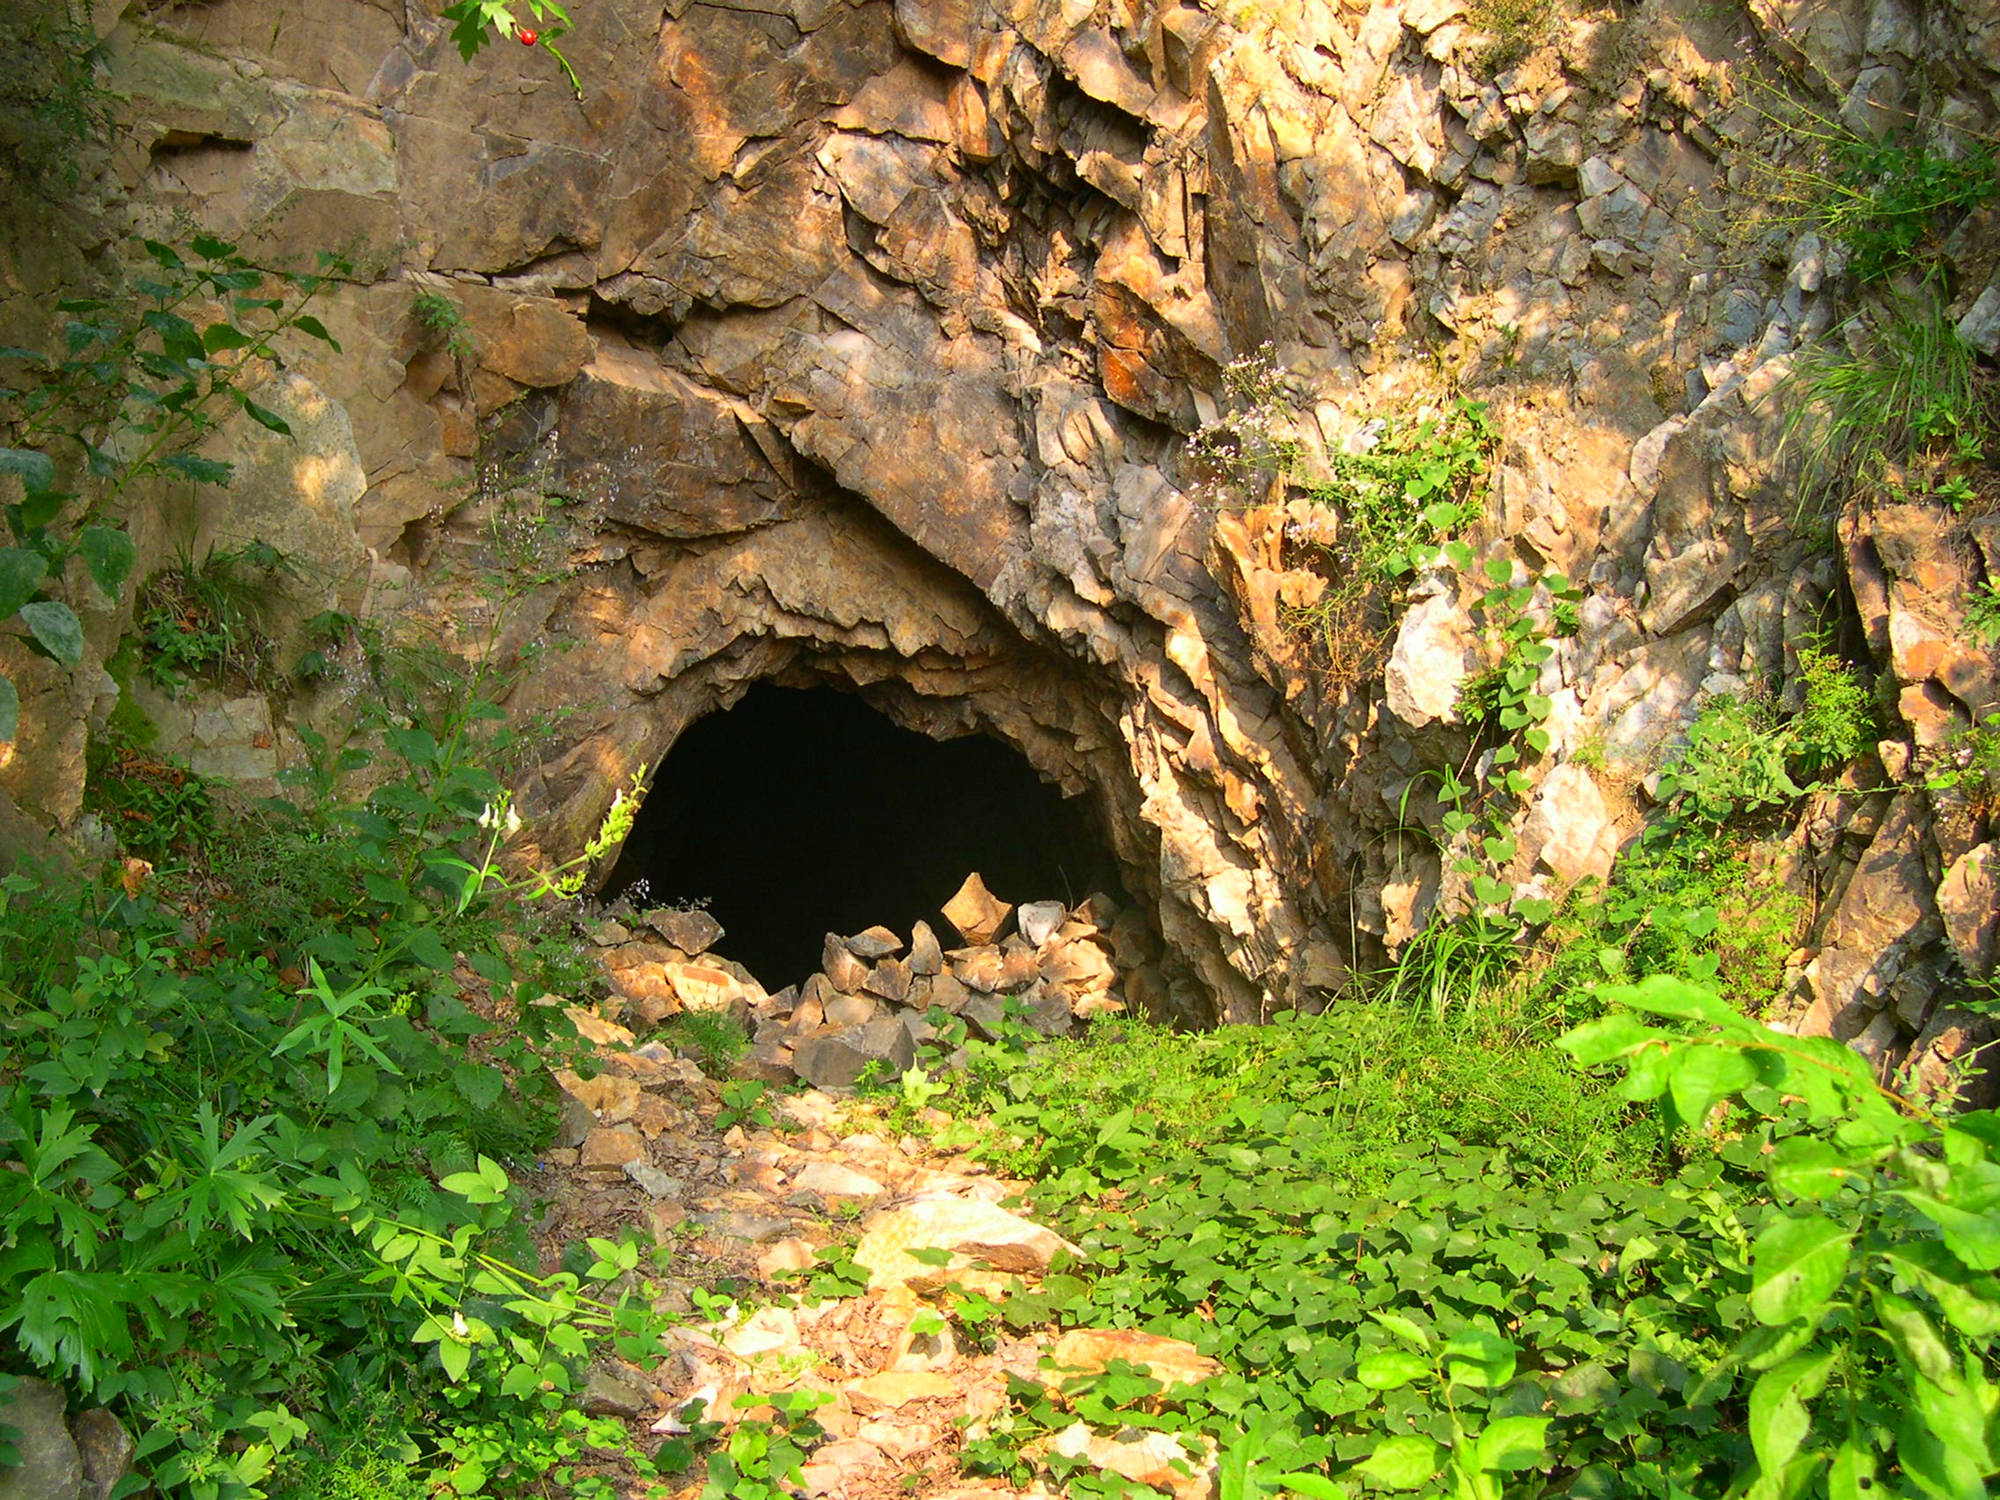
[0,448,55,494]
[161,453,234,486]
[1667,1043,1758,1127]
[1748,1349,1837,1476]
[1355,1436,1440,1490]
[1441,1329,1516,1388]
[240,395,294,436]
[439,1331,473,1383]
[1473,1416,1550,1473]
[201,323,256,354]
[291,314,342,351]
[0,673,16,742]
[1767,1138,1859,1200]
[1828,1440,1878,1500]
[1602,975,1743,1028]
[0,548,48,616]
[1558,1014,1661,1066]
[1356,1351,1430,1390]
[1371,1311,1432,1351]
[76,528,135,599]
[1879,1240,2000,1337]
[1484,556,1514,584]
[18,600,83,665]
[142,309,204,363]
[1749,1215,1853,1326]
[1895,1190,2000,1272]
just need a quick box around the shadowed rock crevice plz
[603,683,1128,987]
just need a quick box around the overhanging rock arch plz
[489,398,1282,1023]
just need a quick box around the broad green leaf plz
[0,673,16,741]
[201,322,255,354]
[1601,975,1742,1027]
[1441,1329,1516,1388]
[1749,1215,1852,1326]
[439,1331,472,1382]
[1371,1311,1432,1351]
[1874,1292,1956,1383]
[1879,1240,2000,1337]
[0,448,55,494]
[1275,1476,1345,1500]
[1558,1013,1662,1067]
[1354,1436,1440,1489]
[1895,1190,2000,1272]
[1667,1043,1758,1127]
[19,599,83,665]
[76,527,135,599]
[1473,1416,1550,1473]
[0,547,48,616]
[291,314,342,351]
[1767,1138,1860,1200]
[1484,555,1514,584]
[241,395,294,436]
[1748,1349,1836,1474]
[1356,1351,1430,1390]
[1828,1440,1877,1500]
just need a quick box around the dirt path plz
[532,1003,1216,1500]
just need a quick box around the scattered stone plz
[863,957,913,1003]
[909,920,944,974]
[1940,844,1998,973]
[0,1378,80,1500]
[73,1408,134,1500]
[1016,900,1066,946]
[555,1068,642,1123]
[854,1195,1081,1290]
[846,1370,958,1413]
[580,1126,646,1172]
[942,872,1013,945]
[582,1366,655,1419]
[756,1237,819,1279]
[845,925,904,958]
[825,991,883,1027]
[793,1016,917,1089]
[624,1160,684,1199]
[822,934,870,993]
[1042,1421,1216,1500]
[1042,1330,1223,1395]
[791,1160,888,1203]
[642,906,725,955]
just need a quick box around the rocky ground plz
[534,887,1210,1500]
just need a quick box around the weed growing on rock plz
[138,540,301,694]
[1783,286,1996,521]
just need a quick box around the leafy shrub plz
[1654,694,1805,827]
[0,235,341,739]
[1820,133,1999,283]
[1791,644,1874,774]
[945,1002,1776,1498]
[1565,976,2000,1499]
[0,680,675,1498]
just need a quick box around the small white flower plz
[504,805,523,837]
[477,803,498,830]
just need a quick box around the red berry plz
[517,26,538,45]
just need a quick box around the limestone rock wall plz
[5,1,1998,1050]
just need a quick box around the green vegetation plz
[1193,356,1496,680]
[1784,288,1995,520]
[0,235,342,739]
[1817,133,1998,284]
[0,0,110,190]
[138,540,300,693]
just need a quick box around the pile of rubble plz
[587,874,1145,1090]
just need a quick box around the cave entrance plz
[603,684,1127,986]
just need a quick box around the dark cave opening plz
[603,684,1127,987]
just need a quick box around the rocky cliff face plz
[5,1,1998,1063]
